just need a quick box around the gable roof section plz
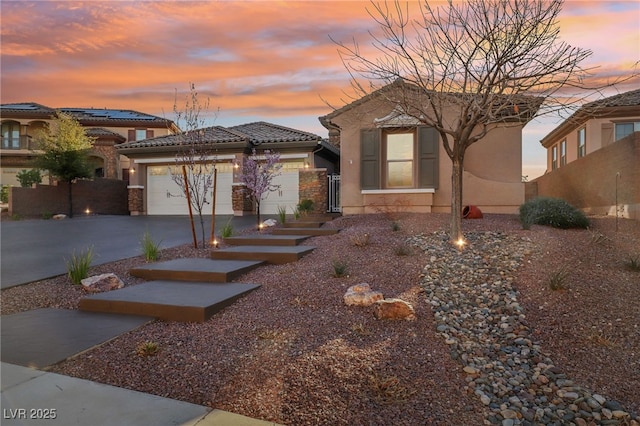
[319,79,542,130]
[85,127,127,142]
[116,121,325,155]
[541,88,640,148]
[230,121,322,145]
[1,102,56,118]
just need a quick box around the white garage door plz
[147,164,233,215]
[260,167,299,215]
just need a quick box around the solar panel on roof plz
[3,104,40,110]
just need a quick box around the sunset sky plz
[1,1,639,178]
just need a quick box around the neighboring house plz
[530,88,640,219]
[319,82,538,215]
[117,121,339,216]
[0,102,177,186]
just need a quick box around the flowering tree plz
[238,149,282,227]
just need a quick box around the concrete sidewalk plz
[1,362,278,426]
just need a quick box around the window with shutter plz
[360,129,380,189]
[360,126,439,191]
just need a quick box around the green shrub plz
[221,219,234,238]
[41,211,53,220]
[297,199,314,215]
[66,247,94,285]
[16,169,42,187]
[1,185,8,203]
[391,221,400,232]
[141,231,161,261]
[519,197,589,229]
[277,205,287,224]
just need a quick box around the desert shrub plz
[332,259,348,277]
[391,221,400,232]
[277,205,287,224]
[624,255,640,272]
[297,199,314,215]
[519,197,589,229]
[350,233,370,247]
[548,267,570,291]
[141,231,161,261]
[221,219,234,238]
[41,211,53,220]
[66,247,94,285]
[137,341,160,357]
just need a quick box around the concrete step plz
[129,258,264,283]
[282,221,323,228]
[271,227,340,236]
[223,234,310,246]
[79,281,261,323]
[211,245,315,264]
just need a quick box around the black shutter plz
[146,129,154,138]
[360,129,380,190]
[128,130,135,142]
[418,126,439,188]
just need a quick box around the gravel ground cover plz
[1,213,638,425]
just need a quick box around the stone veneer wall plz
[299,168,328,214]
[232,183,254,215]
[127,186,144,215]
[9,178,128,217]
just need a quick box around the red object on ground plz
[462,205,483,219]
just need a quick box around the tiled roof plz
[540,88,640,147]
[229,122,322,145]
[0,102,55,115]
[85,127,126,140]
[583,88,640,108]
[117,122,323,150]
[116,126,248,149]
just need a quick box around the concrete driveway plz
[1,214,263,289]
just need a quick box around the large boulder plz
[81,273,124,293]
[344,283,383,306]
[374,298,416,321]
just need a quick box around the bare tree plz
[333,0,634,243]
[170,83,219,247]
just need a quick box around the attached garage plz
[146,163,234,215]
[117,122,340,216]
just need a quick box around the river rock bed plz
[410,231,638,426]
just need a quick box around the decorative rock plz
[343,283,383,307]
[409,231,634,426]
[81,273,124,293]
[262,219,278,227]
[52,214,67,220]
[374,298,416,320]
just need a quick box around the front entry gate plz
[327,174,341,213]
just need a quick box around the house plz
[530,88,640,219]
[116,121,339,216]
[0,102,177,186]
[319,82,539,215]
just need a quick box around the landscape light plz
[455,238,466,249]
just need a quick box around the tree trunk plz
[450,157,464,243]
[67,181,74,218]
[256,199,261,228]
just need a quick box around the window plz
[128,129,154,141]
[385,131,414,188]
[615,122,640,141]
[551,145,558,170]
[577,127,586,158]
[560,140,567,166]
[1,121,20,149]
[360,126,438,190]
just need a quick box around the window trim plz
[577,127,586,158]
[551,145,558,170]
[382,128,416,189]
[560,140,567,166]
